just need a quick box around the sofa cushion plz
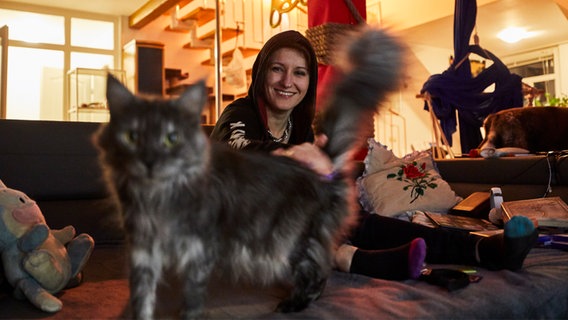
[435,154,568,202]
[358,140,461,217]
[436,156,553,185]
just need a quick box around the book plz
[424,211,499,232]
[450,192,490,219]
[470,229,504,238]
[501,197,568,228]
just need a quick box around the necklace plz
[267,117,292,143]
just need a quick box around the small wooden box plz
[450,192,491,219]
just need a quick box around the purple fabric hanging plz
[420,0,523,153]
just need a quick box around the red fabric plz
[308,0,366,27]
[352,145,369,161]
[308,0,367,110]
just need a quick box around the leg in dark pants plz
[349,212,483,266]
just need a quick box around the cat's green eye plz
[122,130,138,145]
[164,131,180,148]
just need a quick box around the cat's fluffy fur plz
[94,26,403,319]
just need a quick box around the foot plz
[477,216,538,270]
[503,216,539,270]
[408,238,427,279]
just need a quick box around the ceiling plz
[3,0,568,57]
[2,0,148,16]
[398,0,568,58]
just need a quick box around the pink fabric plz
[12,203,44,225]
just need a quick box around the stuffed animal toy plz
[0,180,94,312]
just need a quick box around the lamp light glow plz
[497,27,535,44]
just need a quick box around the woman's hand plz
[272,135,333,176]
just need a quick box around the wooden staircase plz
[163,1,259,100]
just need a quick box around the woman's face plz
[264,47,309,113]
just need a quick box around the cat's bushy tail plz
[316,26,404,170]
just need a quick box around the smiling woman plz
[210,30,318,151]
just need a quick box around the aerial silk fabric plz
[420,0,523,153]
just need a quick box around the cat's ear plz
[176,80,208,114]
[106,73,134,114]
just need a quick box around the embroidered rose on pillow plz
[388,161,438,203]
[358,140,461,218]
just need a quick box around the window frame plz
[0,1,121,120]
[503,47,560,106]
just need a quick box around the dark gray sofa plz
[0,119,124,246]
[1,119,568,319]
[436,155,568,203]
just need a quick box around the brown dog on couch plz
[479,106,568,153]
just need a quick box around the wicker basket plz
[306,0,365,65]
[306,23,357,65]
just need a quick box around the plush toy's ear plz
[0,180,6,189]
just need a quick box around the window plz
[71,18,114,50]
[71,52,114,70]
[0,9,64,44]
[0,4,119,120]
[505,48,559,106]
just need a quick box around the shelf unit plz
[67,68,126,122]
[123,40,164,95]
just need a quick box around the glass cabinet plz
[67,67,125,122]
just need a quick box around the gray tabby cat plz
[94,27,402,319]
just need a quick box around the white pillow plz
[358,139,462,217]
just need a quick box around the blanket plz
[1,247,567,319]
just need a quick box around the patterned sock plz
[349,238,426,280]
[477,216,538,270]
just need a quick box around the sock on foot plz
[349,238,426,280]
[408,238,427,279]
[477,215,538,270]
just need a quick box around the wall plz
[558,43,568,97]
[376,42,462,157]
